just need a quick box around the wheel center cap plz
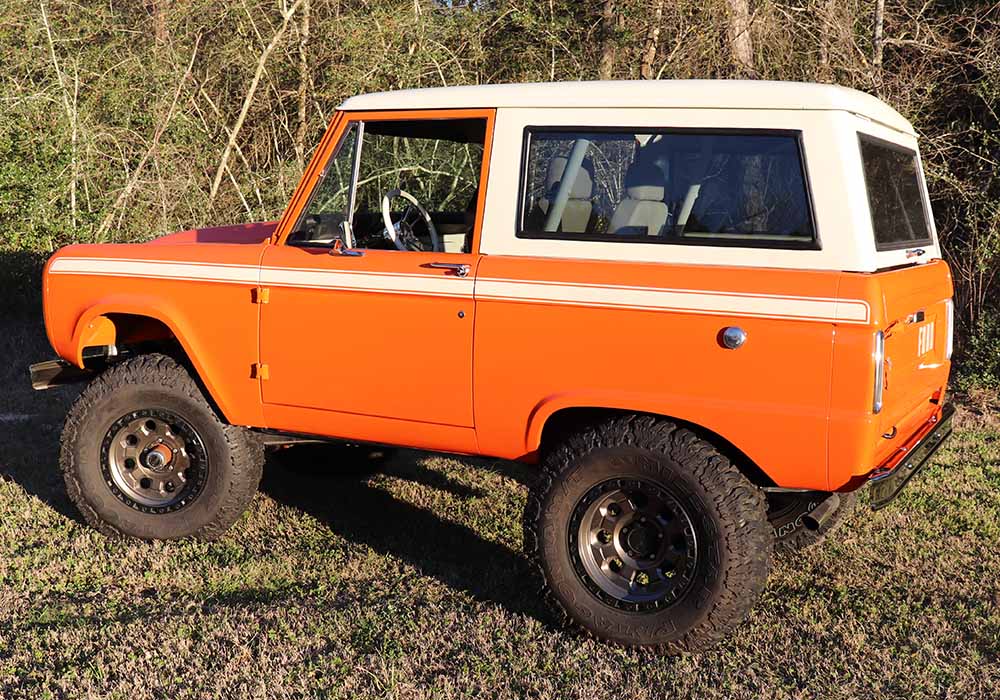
[625,524,658,557]
[145,444,173,472]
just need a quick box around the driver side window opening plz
[289,117,487,254]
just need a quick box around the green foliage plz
[957,314,1000,390]
[0,0,997,370]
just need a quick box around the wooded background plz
[1,0,997,384]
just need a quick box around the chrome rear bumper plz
[868,403,955,510]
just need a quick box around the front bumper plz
[868,403,955,510]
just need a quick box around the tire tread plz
[60,353,263,541]
[524,414,773,653]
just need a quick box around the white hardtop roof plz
[339,80,914,134]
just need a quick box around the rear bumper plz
[868,403,955,510]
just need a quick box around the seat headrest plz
[624,161,665,202]
[545,156,593,200]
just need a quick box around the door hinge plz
[252,363,270,380]
[252,287,271,304]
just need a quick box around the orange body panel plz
[43,223,275,427]
[258,246,480,429]
[472,256,840,487]
[829,260,952,488]
[40,107,953,493]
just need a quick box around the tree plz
[726,0,754,75]
[598,0,617,79]
[640,0,665,79]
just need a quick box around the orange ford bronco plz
[32,81,954,653]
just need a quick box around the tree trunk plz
[872,0,885,86]
[818,0,836,80]
[640,0,665,80]
[598,0,617,80]
[148,0,169,46]
[295,0,311,168]
[726,0,754,76]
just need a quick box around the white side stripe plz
[476,278,870,323]
[48,257,870,323]
[260,267,472,298]
[49,258,259,284]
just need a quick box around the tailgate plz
[872,260,953,463]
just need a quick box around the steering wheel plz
[380,189,441,252]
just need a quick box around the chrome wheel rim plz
[568,477,699,612]
[100,409,209,514]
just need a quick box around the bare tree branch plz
[95,36,200,241]
[208,0,305,206]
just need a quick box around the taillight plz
[873,331,885,414]
[944,299,954,360]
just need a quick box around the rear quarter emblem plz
[917,321,935,356]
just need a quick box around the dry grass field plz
[0,317,997,699]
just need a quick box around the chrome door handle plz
[427,262,470,277]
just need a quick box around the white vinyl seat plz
[538,157,594,233]
[609,161,669,237]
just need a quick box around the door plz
[259,109,493,428]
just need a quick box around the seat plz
[537,156,594,233]
[683,177,729,234]
[609,161,669,237]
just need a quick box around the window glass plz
[519,129,815,248]
[351,119,485,252]
[288,123,357,246]
[859,136,932,250]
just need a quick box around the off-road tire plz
[525,415,773,653]
[60,354,263,540]
[768,491,857,555]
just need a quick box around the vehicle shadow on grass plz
[259,449,552,625]
[0,304,85,523]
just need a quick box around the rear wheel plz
[525,415,772,653]
[60,354,263,540]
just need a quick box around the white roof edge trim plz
[337,80,915,136]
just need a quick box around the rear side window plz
[858,135,932,250]
[517,128,816,249]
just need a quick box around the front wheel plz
[525,416,773,653]
[60,354,263,540]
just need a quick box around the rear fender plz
[524,392,781,486]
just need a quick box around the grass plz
[0,317,997,699]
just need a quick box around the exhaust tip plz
[802,493,841,533]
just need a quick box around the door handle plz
[427,262,470,278]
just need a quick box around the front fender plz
[63,296,258,426]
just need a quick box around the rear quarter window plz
[858,135,932,251]
[517,128,817,250]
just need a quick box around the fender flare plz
[523,392,772,482]
[68,296,239,423]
